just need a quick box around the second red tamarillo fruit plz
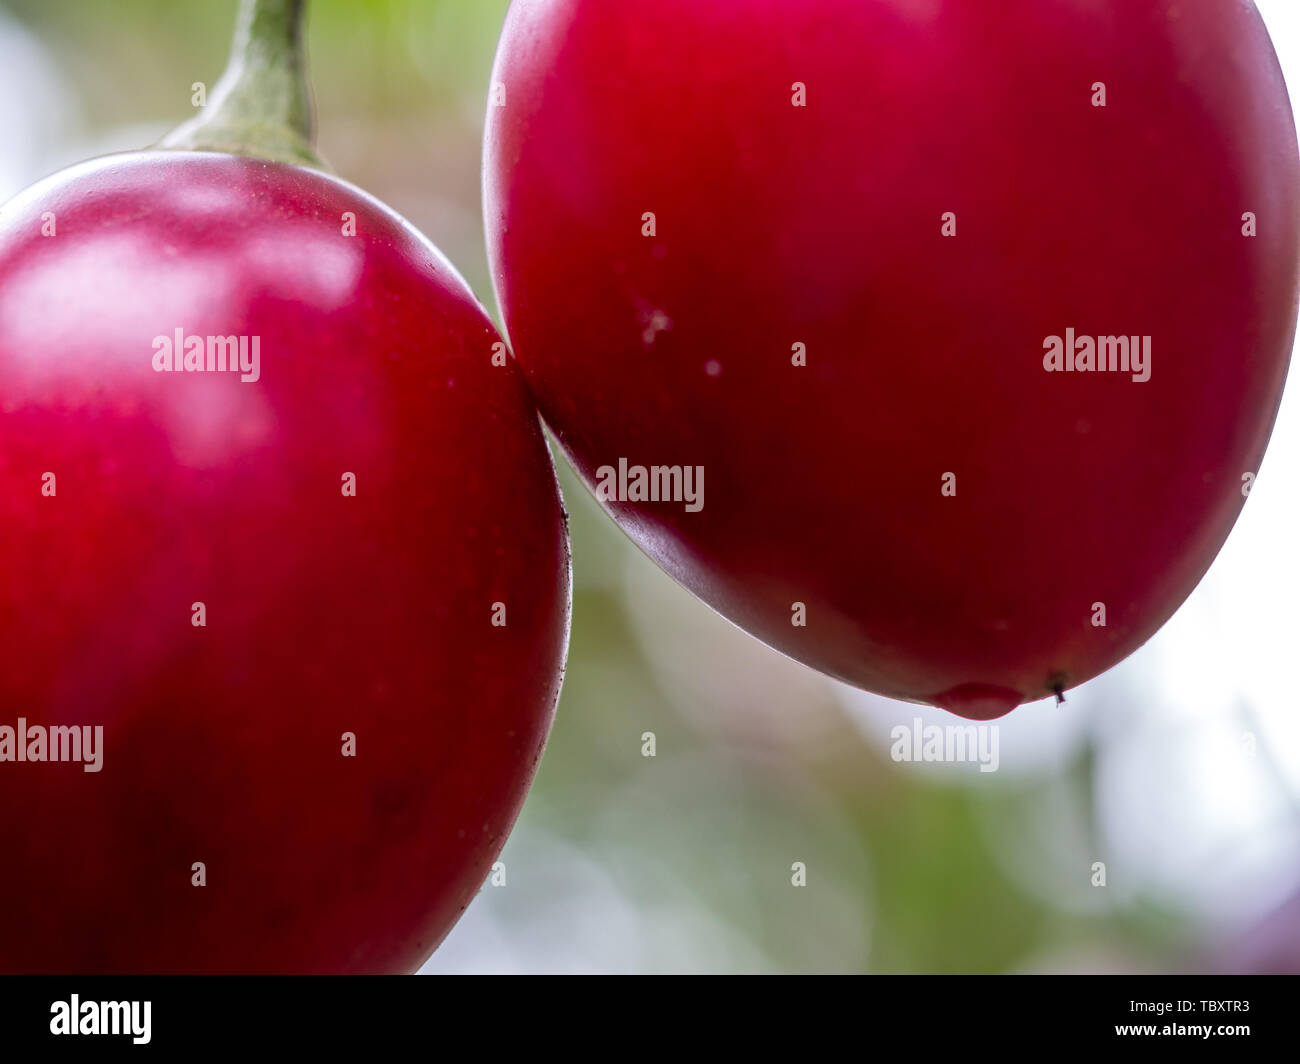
[0,0,569,972]
[484,0,1300,719]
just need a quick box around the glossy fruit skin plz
[0,152,569,973]
[485,0,1300,719]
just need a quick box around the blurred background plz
[2,0,1298,974]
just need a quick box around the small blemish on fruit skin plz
[639,308,673,347]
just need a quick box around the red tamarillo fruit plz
[484,0,1300,719]
[0,0,569,972]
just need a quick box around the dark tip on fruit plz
[1053,682,1066,706]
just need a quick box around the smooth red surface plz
[0,152,570,972]
[486,0,1300,719]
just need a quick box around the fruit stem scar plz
[1053,683,1066,706]
[158,0,324,169]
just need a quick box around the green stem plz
[159,0,323,168]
